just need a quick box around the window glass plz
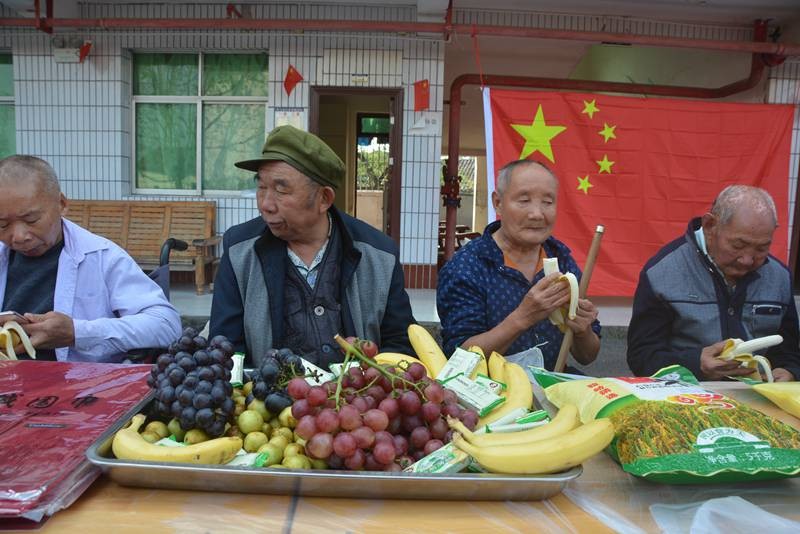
[0,105,14,158]
[0,54,12,97]
[203,54,268,97]
[202,103,265,191]
[135,103,196,190]
[133,53,198,96]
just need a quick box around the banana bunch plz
[374,352,432,377]
[112,414,242,464]
[448,403,580,447]
[719,335,782,382]
[542,258,579,331]
[477,354,533,426]
[452,404,615,475]
[0,321,36,360]
[408,324,448,377]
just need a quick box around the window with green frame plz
[132,52,268,193]
[0,54,14,159]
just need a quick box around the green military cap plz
[235,125,345,190]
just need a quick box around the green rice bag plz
[532,365,800,484]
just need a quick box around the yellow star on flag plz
[598,123,617,143]
[577,175,593,194]
[596,155,615,173]
[511,105,567,163]
[582,100,599,119]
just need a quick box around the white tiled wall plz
[768,59,800,252]
[2,3,798,269]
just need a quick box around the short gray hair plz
[711,185,777,227]
[0,155,61,197]
[496,159,558,196]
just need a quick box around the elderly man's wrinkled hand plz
[514,272,570,329]
[566,298,597,338]
[700,340,753,380]
[21,311,75,350]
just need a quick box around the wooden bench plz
[64,200,220,295]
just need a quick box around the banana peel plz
[0,321,36,361]
[718,335,782,382]
[542,258,579,332]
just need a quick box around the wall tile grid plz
[2,3,799,283]
[767,59,800,255]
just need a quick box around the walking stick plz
[554,225,604,373]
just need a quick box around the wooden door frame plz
[309,86,403,245]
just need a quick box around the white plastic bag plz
[651,496,800,534]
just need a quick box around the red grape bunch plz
[285,337,478,471]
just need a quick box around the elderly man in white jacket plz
[0,155,182,362]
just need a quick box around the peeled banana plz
[408,324,448,378]
[374,352,432,377]
[0,321,36,360]
[477,361,533,426]
[453,418,615,475]
[719,335,782,382]
[542,258,579,330]
[112,414,242,464]
[467,345,488,380]
[448,403,580,447]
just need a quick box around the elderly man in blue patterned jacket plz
[628,185,800,381]
[437,159,601,371]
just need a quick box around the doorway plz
[309,87,403,244]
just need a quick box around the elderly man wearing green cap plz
[210,125,415,368]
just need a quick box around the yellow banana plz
[467,345,488,379]
[453,418,615,475]
[0,321,36,360]
[374,352,432,377]
[487,351,507,383]
[753,382,800,419]
[478,362,533,426]
[408,324,447,378]
[542,258,579,330]
[112,414,242,464]
[449,404,580,447]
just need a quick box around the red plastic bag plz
[0,361,151,521]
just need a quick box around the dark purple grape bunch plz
[148,327,237,437]
[246,348,305,417]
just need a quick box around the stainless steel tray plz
[85,397,581,501]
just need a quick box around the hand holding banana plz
[0,321,36,360]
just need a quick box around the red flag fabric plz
[414,79,430,112]
[283,64,303,96]
[483,88,794,296]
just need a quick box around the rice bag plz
[532,365,800,484]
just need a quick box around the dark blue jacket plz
[627,218,800,380]
[437,221,600,369]
[210,208,414,366]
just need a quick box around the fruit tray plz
[85,397,581,502]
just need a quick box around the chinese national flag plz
[414,79,430,112]
[283,64,303,96]
[483,88,794,296]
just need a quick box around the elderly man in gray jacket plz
[627,185,799,381]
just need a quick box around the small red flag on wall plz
[283,64,303,96]
[414,79,430,112]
